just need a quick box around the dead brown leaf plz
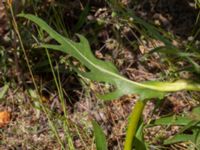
[0,111,11,127]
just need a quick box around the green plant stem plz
[124,100,145,150]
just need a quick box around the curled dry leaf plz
[0,111,11,127]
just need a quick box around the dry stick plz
[7,2,65,149]
[124,100,145,150]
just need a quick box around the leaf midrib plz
[62,37,166,92]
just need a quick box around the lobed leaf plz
[18,14,200,101]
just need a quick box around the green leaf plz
[0,83,9,100]
[92,121,108,150]
[18,14,200,101]
[164,128,200,146]
[107,1,172,47]
[164,134,195,145]
[74,3,90,32]
[153,107,200,127]
[152,107,200,146]
[153,115,193,126]
[149,46,200,74]
[132,16,172,47]
[134,123,147,150]
[192,107,200,120]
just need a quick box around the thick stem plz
[124,100,145,150]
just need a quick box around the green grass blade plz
[74,3,90,32]
[0,83,9,100]
[134,123,147,150]
[92,121,108,150]
[164,134,195,145]
[153,115,193,126]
